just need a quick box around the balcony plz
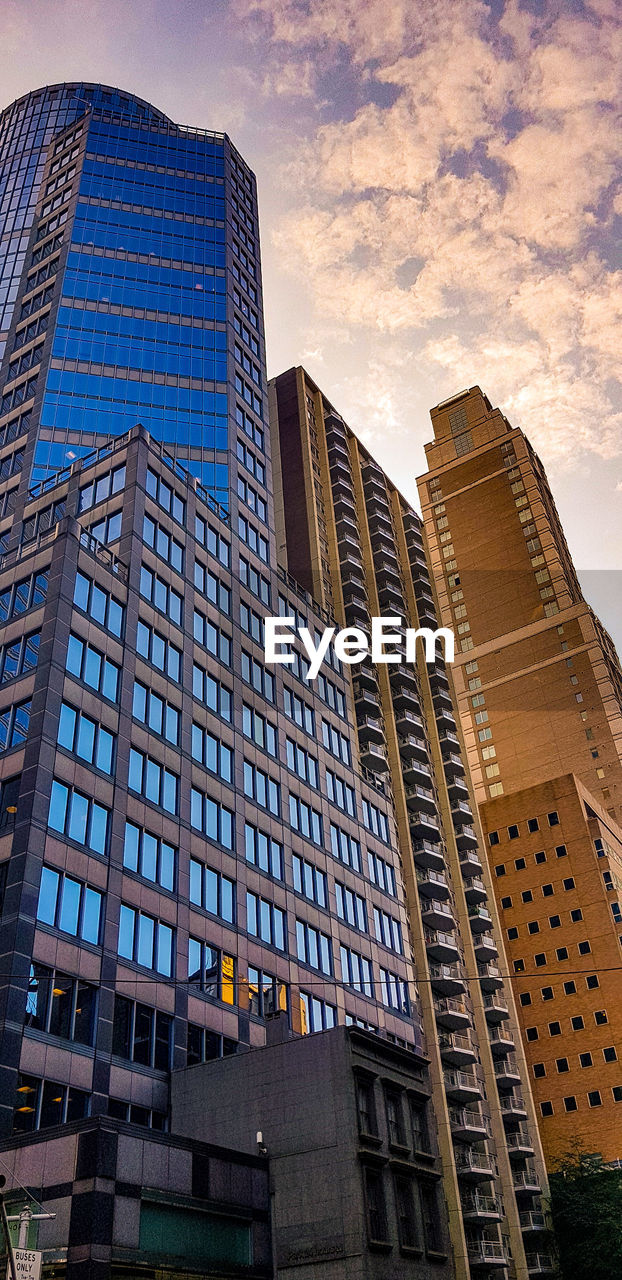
[450,1107,489,1142]
[439,730,461,755]
[500,1093,528,1122]
[374,549,401,579]
[356,715,385,744]
[494,1056,522,1090]
[424,927,461,964]
[456,826,479,851]
[408,546,428,572]
[439,1031,477,1067]
[405,782,437,813]
[417,600,438,628]
[395,707,427,739]
[369,513,395,545]
[421,899,457,932]
[390,662,418,688]
[433,996,471,1031]
[409,811,442,842]
[366,490,391,518]
[483,991,509,1023]
[360,741,390,774]
[416,867,450,901]
[329,452,353,484]
[352,681,380,716]
[454,1147,495,1181]
[464,877,487,905]
[478,962,504,991]
[520,1211,547,1234]
[452,800,475,828]
[443,751,465,777]
[433,703,457,732]
[526,1255,555,1275]
[507,1125,535,1159]
[392,682,421,712]
[362,464,387,497]
[341,569,367,599]
[468,904,493,934]
[412,839,445,872]
[444,1069,482,1103]
[459,847,483,875]
[514,1164,542,1195]
[466,1240,508,1267]
[402,757,433,788]
[447,775,470,803]
[429,963,466,997]
[377,582,404,613]
[333,489,357,520]
[489,1027,515,1057]
[473,933,498,963]
[432,686,453,712]
[338,541,364,574]
[356,661,378,692]
[344,597,370,629]
[461,1194,503,1224]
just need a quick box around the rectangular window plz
[142,515,184,572]
[37,866,102,944]
[187,1024,237,1065]
[136,620,181,682]
[26,963,96,1046]
[194,558,230,614]
[73,570,124,636]
[340,944,373,996]
[188,938,236,1004]
[247,891,287,950]
[293,854,327,907]
[118,904,174,977]
[128,747,178,813]
[238,514,269,562]
[290,794,323,844]
[146,467,185,525]
[112,994,172,1070]
[190,787,234,849]
[194,514,230,565]
[191,723,233,782]
[123,821,175,892]
[283,686,314,734]
[12,1074,89,1134]
[368,849,397,896]
[48,779,109,856]
[140,564,182,626]
[244,760,280,815]
[244,822,283,879]
[321,719,351,765]
[241,649,273,698]
[0,571,48,625]
[362,800,389,844]
[66,633,119,700]
[296,918,332,973]
[364,1168,388,1243]
[240,601,263,641]
[0,631,40,686]
[326,769,356,816]
[286,737,318,787]
[373,906,403,954]
[336,881,367,932]
[300,991,336,1034]
[379,968,410,1014]
[239,555,269,604]
[189,859,235,923]
[243,704,277,756]
[192,663,232,721]
[132,681,180,745]
[0,698,31,752]
[247,965,288,1019]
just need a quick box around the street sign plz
[7,1249,41,1280]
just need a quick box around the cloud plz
[248,0,621,465]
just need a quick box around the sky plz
[1,0,621,637]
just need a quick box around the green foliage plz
[549,1139,622,1280]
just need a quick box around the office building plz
[418,386,622,1163]
[270,366,552,1279]
[0,84,456,1279]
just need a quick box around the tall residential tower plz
[418,387,622,1165]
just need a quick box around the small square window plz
[594,1010,608,1025]
[548,1021,561,1036]
[508,825,520,840]
[579,1052,593,1068]
[528,921,540,934]
[556,947,569,961]
[564,1095,577,1112]
[534,851,547,865]
[494,863,505,877]
[563,981,576,995]
[540,1100,553,1116]
[526,1026,539,1041]
[533,1062,546,1078]
[571,908,583,922]
[534,953,547,967]
[489,831,500,846]
[549,915,561,929]
[555,845,567,858]
[541,986,553,1001]
[586,975,599,990]
[514,959,525,973]
[578,941,591,955]
[507,927,519,940]
[563,878,575,891]
[547,812,559,827]
[613,1086,622,1102]
[501,896,512,909]
[515,857,526,871]
[522,890,534,903]
[556,1057,569,1073]
[520,992,532,1006]
[588,1090,602,1108]
[603,1046,617,1063]
[528,818,539,833]
[571,1016,584,1030]
[541,884,554,897]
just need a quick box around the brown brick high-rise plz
[418,387,622,1165]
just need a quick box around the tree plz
[548,1139,622,1280]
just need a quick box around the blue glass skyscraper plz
[0,82,264,504]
